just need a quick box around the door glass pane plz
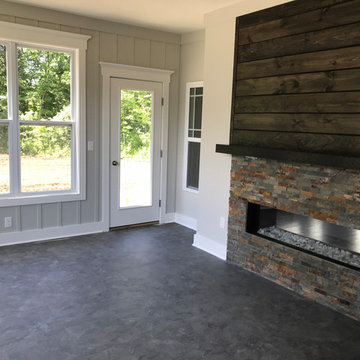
[0,124,9,193]
[120,90,152,208]
[18,47,71,121]
[20,125,72,192]
[0,45,7,119]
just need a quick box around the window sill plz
[0,191,86,207]
[184,187,199,194]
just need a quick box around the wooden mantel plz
[216,144,360,170]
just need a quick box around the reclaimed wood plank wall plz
[231,0,360,158]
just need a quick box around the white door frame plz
[100,62,173,230]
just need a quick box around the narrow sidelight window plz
[184,82,203,191]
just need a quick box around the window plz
[184,82,203,191]
[0,21,89,206]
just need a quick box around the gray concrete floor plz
[0,223,359,360]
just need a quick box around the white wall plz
[193,0,290,260]
[174,30,205,229]
[0,0,180,242]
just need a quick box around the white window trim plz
[0,21,90,207]
[183,81,203,194]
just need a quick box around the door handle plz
[112,160,119,166]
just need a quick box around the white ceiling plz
[6,0,243,33]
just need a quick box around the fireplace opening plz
[246,202,360,270]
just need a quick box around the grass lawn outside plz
[0,154,9,193]
[0,155,152,207]
[0,154,71,193]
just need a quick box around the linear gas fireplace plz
[246,203,360,270]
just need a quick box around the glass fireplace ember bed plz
[246,202,360,270]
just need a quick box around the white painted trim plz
[163,212,197,231]
[0,192,86,207]
[100,62,174,228]
[163,212,175,223]
[0,20,90,50]
[100,62,173,83]
[175,213,197,231]
[159,80,170,224]
[76,47,88,202]
[101,73,111,230]
[0,221,107,247]
[193,233,227,260]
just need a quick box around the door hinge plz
[159,200,162,207]
[161,97,164,106]
[160,149,163,158]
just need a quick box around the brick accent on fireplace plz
[227,156,360,320]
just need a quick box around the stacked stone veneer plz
[227,156,360,320]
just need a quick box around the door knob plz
[112,160,119,166]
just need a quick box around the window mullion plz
[7,42,21,195]
[19,120,75,126]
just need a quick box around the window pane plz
[18,47,71,121]
[0,45,7,120]
[120,90,152,208]
[195,87,203,95]
[20,125,71,192]
[186,141,200,190]
[188,96,195,130]
[194,95,203,131]
[0,124,9,193]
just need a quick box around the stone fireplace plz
[227,156,360,320]
[215,0,360,321]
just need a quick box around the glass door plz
[110,78,162,227]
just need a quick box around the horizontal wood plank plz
[237,46,360,80]
[235,92,360,114]
[233,113,360,135]
[238,0,360,45]
[216,144,360,170]
[238,21,360,62]
[237,0,350,28]
[231,130,360,156]
[236,68,360,96]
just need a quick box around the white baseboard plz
[193,233,227,260]
[163,212,197,231]
[163,212,175,223]
[0,221,108,247]
[174,213,197,231]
